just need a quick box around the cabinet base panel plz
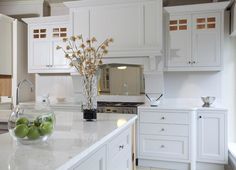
[138,159,226,170]
[138,159,189,170]
[197,162,225,170]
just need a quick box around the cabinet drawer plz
[140,123,189,137]
[139,111,189,124]
[108,128,131,158]
[139,135,189,160]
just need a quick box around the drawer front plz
[140,123,189,137]
[139,111,189,124]
[108,127,131,159]
[139,135,189,160]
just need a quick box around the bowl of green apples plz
[8,104,55,145]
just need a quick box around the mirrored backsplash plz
[98,64,145,96]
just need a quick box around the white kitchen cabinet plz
[70,127,132,170]
[0,14,14,75]
[23,16,71,73]
[164,2,228,71]
[73,146,106,170]
[107,128,132,170]
[65,0,162,57]
[138,106,228,170]
[138,108,192,164]
[197,110,227,163]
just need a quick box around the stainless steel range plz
[97,102,144,114]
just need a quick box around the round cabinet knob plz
[192,61,196,64]
[199,116,202,119]
[161,128,165,131]
[161,117,165,120]
[188,61,192,64]
[160,145,165,148]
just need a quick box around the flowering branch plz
[57,35,113,77]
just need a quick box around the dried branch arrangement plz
[57,35,113,77]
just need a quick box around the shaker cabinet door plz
[192,13,221,67]
[29,26,51,71]
[30,40,51,70]
[52,40,70,71]
[197,112,225,163]
[167,14,192,67]
[51,24,71,71]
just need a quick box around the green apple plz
[27,126,40,140]
[16,117,29,126]
[39,122,53,136]
[14,124,29,138]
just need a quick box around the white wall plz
[35,74,74,103]
[164,71,222,100]
[221,35,236,142]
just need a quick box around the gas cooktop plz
[97,102,143,107]
[97,102,144,114]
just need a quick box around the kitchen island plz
[0,111,137,170]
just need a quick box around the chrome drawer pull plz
[119,145,124,150]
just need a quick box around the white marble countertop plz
[139,101,227,111]
[0,112,137,170]
[19,102,81,111]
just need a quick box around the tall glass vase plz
[82,75,97,121]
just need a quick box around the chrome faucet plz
[16,79,34,105]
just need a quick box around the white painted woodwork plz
[139,110,189,124]
[65,0,162,58]
[164,2,229,71]
[71,127,132,170]
[231,1,236,36]
[0,0,45,17]
[73,146,106,170]
[138,107,228,170]
[90,4,141,50]
[139,135,189,160]
[140,123,189,137]
[49,3,69,16]
[0,15,13,75]
[167,14,192,67]
[192,13,221,67]
[197,111,226,163]
[72,9,90,38]
[107,128,132,170]
[23,16,71,73]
